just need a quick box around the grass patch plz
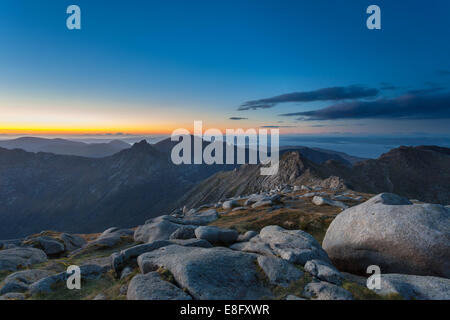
[272,271,312,300]
[210,202,338,243]
[0,270,13,283]
[342,281,403,300]
[157,267,176,284]
[68,239,136,264]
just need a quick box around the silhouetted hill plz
[0,139,235,238]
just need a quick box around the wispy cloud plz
[229,117,248,120]
[260,125,295,128]
[279,92,450,121]
[238,85,379,111]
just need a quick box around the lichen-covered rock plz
[111,239,212,274]
[26,236,65,256]
[374,274,450,300]
[127,272,192,300]
[259,225,331,265]
[0,292,25,300]
[222,200,238,210]
[230,236,275,256]
[61,233,86,252]
[195,226,238,246]
[169,226,196,240]
[312,196,347,209]
[0,269,54,295]
[111,240,174,274]
[304,259,343,285]
[286,294,305,300]
[257,256,303,287]
[134,216,183,243]
[29,264,107,295]
[138,245,272,300]
[251,200,272,208]
[0,247,47,271]
[181,209,219,225]
[237,231,258,242]
[303,281,353,300]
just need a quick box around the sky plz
[0,0,449,137]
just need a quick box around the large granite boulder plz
[0,247,47,271]
[127,272,192,300]
[322,193,450,278]
[137,245,272,299]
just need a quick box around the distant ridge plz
[0,137,131,158]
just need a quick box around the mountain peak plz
[131,139,151,150]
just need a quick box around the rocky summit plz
[1,186,449,300]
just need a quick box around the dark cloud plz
[437,69,450,76]
[379,82,399,90]
[238,85,379,111]
[406,86,444,95]
[380,85,399,91]
[279,92,450,121]
[229,117,248,120]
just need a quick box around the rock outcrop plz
[138,245,272,299]
[0,247,47,271]
[127,272,192,300]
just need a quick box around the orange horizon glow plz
[0,125,319,136]
[0,125,290,136]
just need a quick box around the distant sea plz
[279,135,450,158]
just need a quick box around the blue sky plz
[0,0,449,135]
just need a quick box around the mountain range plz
[0,137,448,239]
